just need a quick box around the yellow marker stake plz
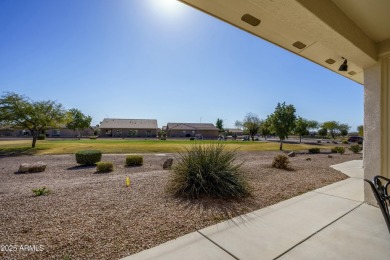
[126,176,130,187]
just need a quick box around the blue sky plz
[0,0,363,130]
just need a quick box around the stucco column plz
[364,54,390,204]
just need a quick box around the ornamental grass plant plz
[166,144,251,199]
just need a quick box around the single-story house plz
[226,128,244,136]
[99,118,158,138]
[0,125,18,137]
[166,123,219,139]
[0,125,95,138]
[45,126,95,138]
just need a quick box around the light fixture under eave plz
[241,14,261,26]
[338,59,348,71]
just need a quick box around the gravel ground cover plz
[0,151,361,259]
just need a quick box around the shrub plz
[126,155,143,166]
[328,155,333,158]
[96,162,114,172]
[75,150,102,165]
[342,140,349,144]
[89,136,97,140]
[332,146,345,155]
[32,187,50,196]
[272,154,290,170]
[160,137,166,140]
[166,144,250,199]
[308,148,320,154]
[349,144,363,154]
[38,134,45,140]
[189,137,195,140]
[306,158,311,161]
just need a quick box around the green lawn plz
[0,139,329,155]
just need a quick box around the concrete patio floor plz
[123,160,390,260]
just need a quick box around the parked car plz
[242,136,250,141]
[348,136,363,144]
[195,134,203,140]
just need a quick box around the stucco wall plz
[167,130,219,138]
[363,55,390,204]
[100,129,157,138]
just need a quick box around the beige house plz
[226,128,244,136]
[166,123,219,139]
[0,125,95,138]
[45,126,95,138]
[99,118,158,138]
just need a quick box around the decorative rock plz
[163,158,173,170]
[288,151,296,157]
[18,162,47,173]
[18,163,31,173]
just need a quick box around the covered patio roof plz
[179,0,390,85]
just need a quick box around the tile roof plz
[167,123,219,131]
[99,118,158,129]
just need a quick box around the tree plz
[66,108,92,139]
[322,121,339,139]
[216,118,224,132]
[259,118,272,140]
[0,92,67,148]
[294,117,309,143]
[234,120,243,128]
[357,125,364,137]
[242,113,261,141]
[268,102,296,150]
[318,128,328,138]
[307,120,319,132]
[322,121,350,139]
[339,123,350,137]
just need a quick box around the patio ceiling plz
[179,0,390,85]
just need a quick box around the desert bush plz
[75,150,102,165]
[166,144,250,199]
[332,146,345,154]
[126,155,143,166]
[32,187,50,196]
[306,158,312,161]
[349,144,363,154]
[272,154,291,170]
[308,148,320,154]
[38,134,45,140]
[96,162,114,172]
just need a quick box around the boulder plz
[288,151,296,157]
[18,163,31,173]
[163,158,173,170]
[18,162,47,173]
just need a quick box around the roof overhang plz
[179,0,390,85]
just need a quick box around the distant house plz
[99,118,158,138]
[46,126,95,138]
[226,128,244,136]
[0,125,18,137]
[166,123,219,139]
[0,125,95,138]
